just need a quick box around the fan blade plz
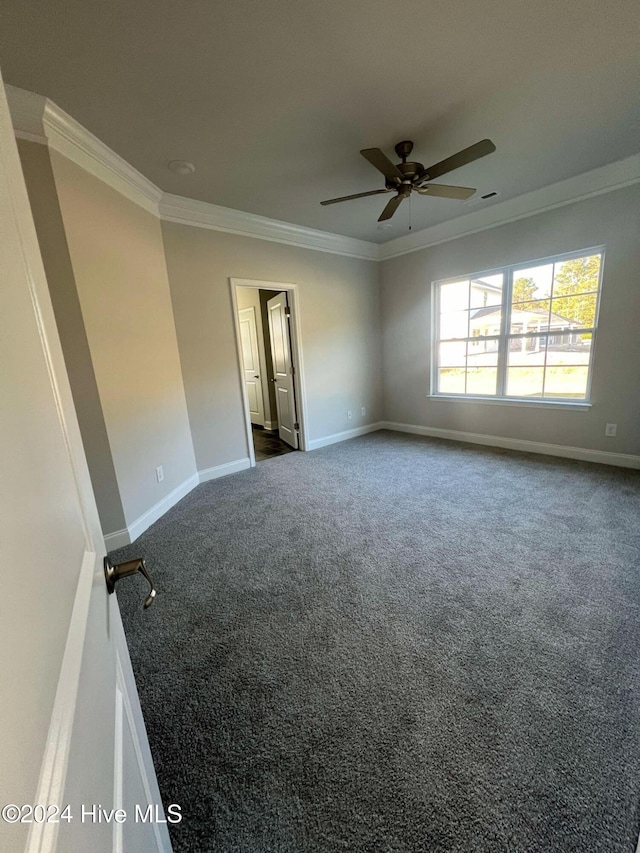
[419,139,496,182]
[361,148,404,183]
[417,184,476,199]
[320,188,391,206]
[378,193,407,222]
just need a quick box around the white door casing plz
[238,306,265,427]
[267,292,299,449]
[229,278,309,466]
[0,69,171,853]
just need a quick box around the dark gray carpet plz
[111,431,640,852]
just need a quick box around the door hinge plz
[294,422,300,430]
[285,306,291,317]
[290,365,295,375]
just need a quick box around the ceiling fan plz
[321,138,496,222]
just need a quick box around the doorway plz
[230,278,308,466]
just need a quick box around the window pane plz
[509,300,551,334]
[552,254,601,297]
[466,347,498,368]
[544,332,592,365]
[466,368,497,395]
[543,366,589,399]
[467,337,499,358]
[508,337,547,366]
[440,310,469,339]
[511,264,553,304]
[469,307,502,337]
[551,293,597,327]
[439,341,467,367]
[440,281,469,312]
[470,273,504,308]
[506,366,544,397]
[433,251,600,403]
[439,368,466,394]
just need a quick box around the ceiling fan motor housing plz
[385,162,425,192]
[321,137,495,220]
[394,140,414,161]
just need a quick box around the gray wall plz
[18,143,198,534]
[161,221,383,472]
[17,139,126,534]
[380,184,640,455]
[47,151,198,527]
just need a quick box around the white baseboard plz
[103,459,252,550]
[381,421,640,469]
[103,472,199,549]
[198,457,251,483]
[307,422,384,451]
[263,420,277,431]
[128,473,200,543]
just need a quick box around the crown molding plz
[378,153,640,260]
[5,84,162,216]
[5,86,48,143]
[6,84,378,260]
[159,193,380,261]
[6,85,639,264]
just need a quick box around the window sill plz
[427,395,591,411]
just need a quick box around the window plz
[432,248,604,403]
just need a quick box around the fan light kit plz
[168,160,196,175]
[321,138,496,222]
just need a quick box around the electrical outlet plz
[361,406,366,417]
[156,465,164,482]
[347,409,352,420]
[605,423,617,437]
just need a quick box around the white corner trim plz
[263,420,277,431]
[159,193,380,261]
[198,457,251,483]
[381,421,640,469]
[378,153,640,260]
[5,84,162,216]
[103,527,131,551]
[25,550,95,853]
[307,422,384,451]
[127,473,200,544]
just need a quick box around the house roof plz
[471,306,576,326]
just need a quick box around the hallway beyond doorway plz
[252,425,296,462]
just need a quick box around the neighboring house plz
[470,305,580,351]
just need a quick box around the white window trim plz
[430,246,605,406]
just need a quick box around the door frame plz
[229,278,309,466]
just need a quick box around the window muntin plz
[433,250,603,403]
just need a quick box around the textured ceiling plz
[1,0,639,243]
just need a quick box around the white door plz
[238,306,265,427]
[0,72,172,853]
[267,292,299,449]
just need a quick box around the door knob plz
[104,556,156,609]
[254,374,260,379]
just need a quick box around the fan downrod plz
[394,140,414,163]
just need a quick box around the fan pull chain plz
[409,192,412,231]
